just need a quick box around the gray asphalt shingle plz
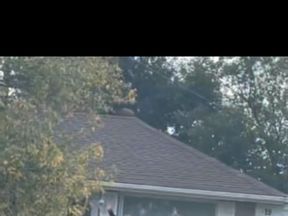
[57,113,285,197]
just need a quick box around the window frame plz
[118,191,217,216]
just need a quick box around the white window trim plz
[216,201,235,216]
[119,191,218,204]
[119,191,217,216]
[117,195,124,216]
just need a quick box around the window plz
[100,192,118,216]
[90,192,118,216]
[123,196,216,216]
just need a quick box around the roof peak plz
[113,108,135,117]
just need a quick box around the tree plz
[171,57,222,141]
[170,58,251,170]
[219,57,288,192]
[119,56,177,130]
[176,57,288,193]
[118,57,221,134]
[0,57,126,216]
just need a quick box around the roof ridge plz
[131,117,285,196]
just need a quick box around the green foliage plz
[119,57,221,132]
[119,57,177,130]
[219,57,288,192]
[173,56,288,193]
[0,57,125,216]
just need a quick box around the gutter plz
[98,182,287,205]
[285,196,288,207]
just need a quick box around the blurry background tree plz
[0,57,126,216]
[217,57,288,192]
[118,57,221,132]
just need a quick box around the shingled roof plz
[58,112,285,197]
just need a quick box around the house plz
[59,109,288,216]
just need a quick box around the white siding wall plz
[255,204,286,216]
[216,201,235,216]
[283,204,288,216]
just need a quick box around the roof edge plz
[96,181,286,205]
